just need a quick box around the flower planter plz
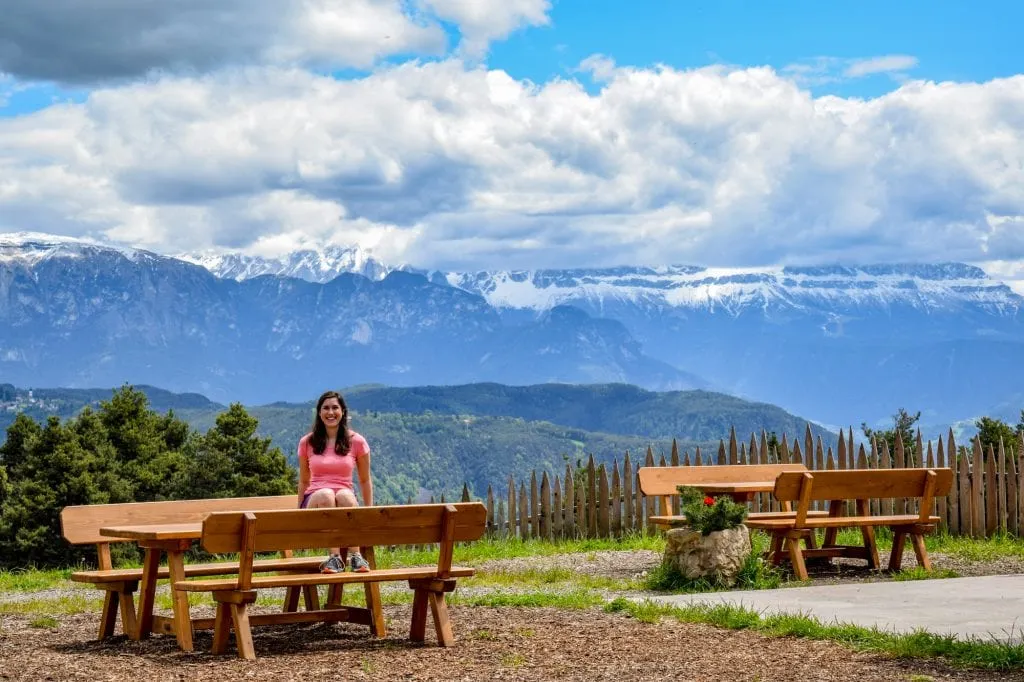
[663,525,751,586]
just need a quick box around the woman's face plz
[319,398,344,429]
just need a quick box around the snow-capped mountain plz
[0,233,702,405]
[442,263,1022,315]
[177,245,398,283]
[3,231,1023,427]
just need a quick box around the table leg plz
[166,550,194,651]
[135,548,162,640]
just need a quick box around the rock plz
[664,525,751,586]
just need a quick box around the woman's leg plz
[306,489,345,565]
[334,489,369,571]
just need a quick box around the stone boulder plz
[663,525,751,586]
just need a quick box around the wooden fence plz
[461,425,1024,540]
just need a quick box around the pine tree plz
[175,403,295,499]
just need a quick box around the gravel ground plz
[2,605,1021,681]
[3,548,1024,680]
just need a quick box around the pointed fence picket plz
[462,426,1023,541]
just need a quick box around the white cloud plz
[784,54,919,87]
[421,0,551,57]
[0,61,1023,271]
[844,55,919,78]
[0,0,554,84]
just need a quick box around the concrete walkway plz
[641,575,1024,643]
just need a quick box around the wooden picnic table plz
[682,480,777,503]
[100,523,202,650]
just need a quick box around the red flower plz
[703,496,715,506]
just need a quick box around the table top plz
[100,523,202,541]
[688,481,776,494]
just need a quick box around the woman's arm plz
[356,451,373,506]
[297,450,310,507]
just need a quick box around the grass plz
[29,615,59,629]
[893,567,960,581]
[604,597,1024,671]
[0,594,100,616]
[373,532,664,568]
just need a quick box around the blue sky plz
[0,0,1022,281]
[492,1,1024,96]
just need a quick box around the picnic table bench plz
[745,468,953,580]
[175,502,486,659]
[60,495,324,643]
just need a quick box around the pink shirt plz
[298,431,370,493]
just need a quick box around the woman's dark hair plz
[310,390,351,455]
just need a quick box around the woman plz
[297,390,373,573]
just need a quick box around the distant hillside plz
[1,382,835,501]
[341,383,833,443]
[0,383,221,434]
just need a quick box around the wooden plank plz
[552,475,562,540]
[717,440,726,465]
[634,470,645,533]
[637,464,808,495]
[837,430,847,470]
[622,454,633,534]
[1007,443,1019,537]
[588,454,598,538]
[179,566,475,592]
[935,438,950,533]
[518,484,529,539]
[61,495,299,545]
[894,434,907,515]
[779,435,790,464]
[576,470,587,539]
[1018,448,1024,537]
[485,486,495,536]
[437,505,457,578]
[611,463,622,538]
[972,438,985,537]
[999,439,1010,535]
[729,427,739,465]
[958,440,971,536]
[508,476,516,539]
[986,444,998,536]
[772,469,954,502]
[879,441,894,516]
[792,441,803,466]
[530,472,539,539]
[201,503,487,554]
[564,463,576,539]
[598,465,610,538]
[539,473,551,541]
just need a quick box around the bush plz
[675,485,748,535]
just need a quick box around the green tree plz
[974,416,1018,454]
[1016,410,1024,437]
[0,413,43,477]
[862,408,921,463]
[174,403,295,499]
[97,385,189,501]
[0,414,127,567]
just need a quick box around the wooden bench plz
[175,502,486,659]
[638,463,828,529]
[745,468,954,580]
[60,495,324,640]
